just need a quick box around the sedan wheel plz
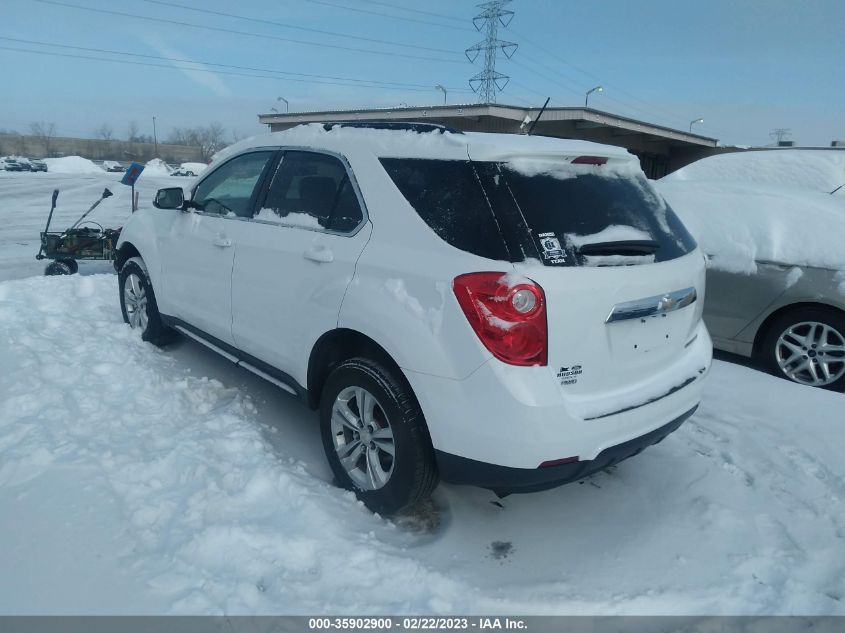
[774,320,845,387]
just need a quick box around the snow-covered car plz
[102,160,124,172]
[1,157,26,172]
[170,167,197,177]
[657,150,845,390]
[115,122,712,513]
[29,158,48,172]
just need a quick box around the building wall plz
[0,133,203,163]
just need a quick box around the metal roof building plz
[257,103,720,179]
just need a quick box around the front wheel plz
[761,307,845,390]
[45,259,77,275]
[320,358,438,514]
[118,257,170,346]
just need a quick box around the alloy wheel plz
[330,386,396,490]
[124,273,149,331]
[775,320,845,387]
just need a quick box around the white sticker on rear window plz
[538,232,566,263]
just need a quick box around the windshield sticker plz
[538,232,566,264]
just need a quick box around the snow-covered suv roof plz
[215,122,637,165]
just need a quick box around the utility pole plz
[465,0,517,104]
[152,116,158,158]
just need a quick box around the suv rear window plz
[495,164,697,266]
[381,158,696,266]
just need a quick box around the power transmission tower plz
[465,0,518,104]
[769,128,792,145]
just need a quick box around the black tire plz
[44,260,75,275]
[118,257,171,346]
[320,357,438,514]
[760,306,845,391]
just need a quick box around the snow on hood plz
[655,179,845,274]
[663,150,845,194]
[42,156,102,174]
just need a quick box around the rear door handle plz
[213,236,233,248]
[303,245,333,263]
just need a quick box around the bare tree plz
[168,123,227,161]
[29,121,57,156]
[127,120,140,142]
[95,124,114,141]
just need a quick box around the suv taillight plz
[453,272,548,366]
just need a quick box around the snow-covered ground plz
[0,167,178,281]
[0,171,844,615]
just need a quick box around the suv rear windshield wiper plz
[577,240,660,256]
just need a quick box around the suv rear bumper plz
[435,405,696,495]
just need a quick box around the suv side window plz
[257,151,364,232]
[192,151,275,218]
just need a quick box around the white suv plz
[116,122,712,513]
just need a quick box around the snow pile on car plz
[655,179,845,274]
[42,156,102,174]
[180,162,208,174]
[663,150,845,194]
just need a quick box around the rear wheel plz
[319,358,438,514]
[118,257,170,346]
[761,307,845,390]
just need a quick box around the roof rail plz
[321,121,464,135]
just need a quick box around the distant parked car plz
[16,157,33,171]
[1,157,26,172]
[29,159,48,172]
[656,150,845,390]
[103,160,124,172]
[170,167,197,177]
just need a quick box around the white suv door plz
[231,150,371,383]
[159,150,276,344]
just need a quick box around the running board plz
[172,324,299,397]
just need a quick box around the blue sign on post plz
[120,163,145,212]
[121,162,145,187]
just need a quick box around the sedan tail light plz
[453,272,548,366]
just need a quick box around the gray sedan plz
[704,263,845,390]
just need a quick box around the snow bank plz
[143,158,172,177]
[664,150,845,194]
[42,156,102,174]
[656,180,845,273]
[2,274,845,615]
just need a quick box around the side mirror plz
[153,187,186,210]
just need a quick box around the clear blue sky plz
[1,0,842,147]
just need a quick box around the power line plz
[506,25,729,138]
[302,0,473,32]
[31,0,465,64]
[138,0,458,55]
[354,0,466,23]
[0,45,469,93]
[0,36,470,92]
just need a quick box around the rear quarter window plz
[379,158,510,261]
